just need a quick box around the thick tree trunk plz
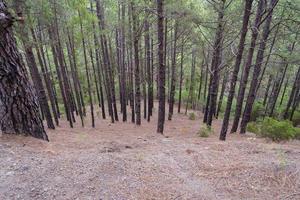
[0,1,48,140]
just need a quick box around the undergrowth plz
[247,117,300,141]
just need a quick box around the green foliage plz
[198,126,213,138]
[250,101,265,122]
[246,122,260,134]
[188,112,196,120]
[291,111,300,126]
[295,128,300,140]
[248,117,297,141]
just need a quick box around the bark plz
[266,59,288,116]
[120,1,127,122]
[185,50,196,115]
[96,0,114,123]
[79,10,95,127]
[90,5,106,120]
[127,4,135,123]
[0,1,48,140]
[263,74,272,106]
[219,0,253,140]
[65,28,84,126]
[279,77,289,106]
[177,37,184,113]
[168,20,178,120]
[230,0,265,133]
[240,0,278,134]
[31,28,59,126]
[13,1,55,130]
[131,2,141,125]
[157,0,165,134]
[216,72,228,119]
[145,18,152,122]
[206,0,225,126]
[283,66,300,119]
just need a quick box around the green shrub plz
[246,122,260,134]
[295,127,300,140]
[250,101,265,122]
[259,117,296,141]
[188,112,196,120]
[291,111,300,126]
[198,126,213,138]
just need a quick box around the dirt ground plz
[1,108,300,200]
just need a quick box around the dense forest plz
[1,0,300,199]
[2,0,300,141]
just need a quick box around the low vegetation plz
[247,117,300,141]
[198,125,214,138]
[188,112,196,120]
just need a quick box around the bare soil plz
[1,109,300,200]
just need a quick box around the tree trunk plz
[284,66,300,119]
[157,0,165,134]
[216,72,228,119]
[230,0,265,133]
[79,10,95,127]
[0,1,48,140]
[131,2,141,125]
[219,0,253,140]
[177,37,184,113]
[240,0,278,134]
[168,21,178,120]
[206,0,225,126]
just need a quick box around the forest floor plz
[1,107,300,200]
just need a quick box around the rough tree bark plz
[0,1,48,141]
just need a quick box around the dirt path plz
[1,110,300,200]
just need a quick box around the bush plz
[259,117,296,141]
[291,110,300,126]
[188,112,196,120]
[198,126,213,138]
[246,122,260,134]
[295,127,300,140]
[250,101,265,122]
